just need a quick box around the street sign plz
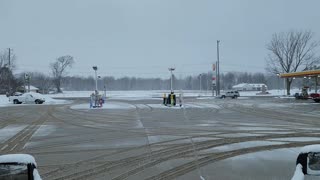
[24,74,30,80]
[212,77,216,85]
[212,64,216,71]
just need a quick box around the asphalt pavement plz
[1,96,320,180]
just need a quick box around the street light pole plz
[199,74,202,92]
[8,48,11,94]
[276,73,280,93]
[216,40,220,95]
[168,68,175,93]
[92,66,98,91]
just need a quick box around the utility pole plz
[215,61,218,96]
[8,48,11,94]
[199,74,202,92]
[212,63,217,96]
[168,68,175,93]
[216,40,220,96]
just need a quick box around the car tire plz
[35,100,39,104]
[234,95,238,99]
[13,99,18,104]
[314,99,320,103]
[221,95,226,99]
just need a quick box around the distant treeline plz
[15,71,313,93]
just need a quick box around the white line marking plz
[1,144,8,151]
[10,144,18,151]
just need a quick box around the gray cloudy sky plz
[1,0,320,78]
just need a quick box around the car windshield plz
[0,163,28,180]
[1,1,320,180]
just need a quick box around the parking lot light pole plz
[199,74,203,92]
[276,73,280,93]
[168,68,175,93]
[92,66,98,91]
[217,41,220,95]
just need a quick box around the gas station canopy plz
[280,70,320,78]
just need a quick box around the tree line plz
[2,71,301,93]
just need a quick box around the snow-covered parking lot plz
[1,91,320,179]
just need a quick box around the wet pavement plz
[0,96,320,179]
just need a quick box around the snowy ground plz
[2,96,320,179]
[47,88,314,99]
[71,101,136,110]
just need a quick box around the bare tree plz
[266,30,320,95]
[50,55,74,93]
[0,49,19,94]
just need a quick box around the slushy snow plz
[71,102,135,110]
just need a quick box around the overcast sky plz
[1,0,320,78]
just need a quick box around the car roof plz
[0,154,37,166]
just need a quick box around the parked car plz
[9,92,45,104]
[220,91,240,99]
[310,93,320,103]
[13,92,23,96]
[0,154,41,180]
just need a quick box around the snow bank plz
[48,90,218,99]
[71,102,135,110]
[47,89,310,99]
[43,96,69,105]
[0,95,10,107]
[0,154,37,165]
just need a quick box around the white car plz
[220,91,240,99]
[9,92,46,104]
[0,154,42,180]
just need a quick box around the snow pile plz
[71,101,135,110]
[49,90,217,99]
[43,96,68,104]
[0,95,10,107]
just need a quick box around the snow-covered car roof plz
[300,144,320,153]
[23,92,45,100]
[0,154,37,166]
